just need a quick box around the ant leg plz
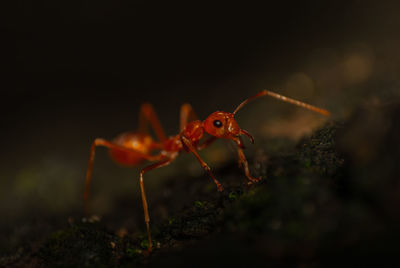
[181,136,224,191]
[236,146,262,185]
[84,138,165,215]
[138,103,167,142]
[139,156,177,252]
[180,103,198,131]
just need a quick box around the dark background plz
[2,1,400,254]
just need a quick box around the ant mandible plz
[84,90,330,252]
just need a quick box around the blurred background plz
[2,1,400,254]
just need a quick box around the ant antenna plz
[232,90,331,116]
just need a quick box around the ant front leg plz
[181,136,224,191]
[139,155,177,253]
[84,138,165,215]
[236,144,262,185]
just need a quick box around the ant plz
[84,90,330,252]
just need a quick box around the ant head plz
[203,111,254,145]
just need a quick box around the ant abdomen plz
[109,132,155,166]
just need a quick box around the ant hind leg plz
[179,103,198,131]
[138,103,167,142]
[84,138,164,216]
[139,156,177,253]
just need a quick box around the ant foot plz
[217,184,224,192]
[247,176,262,185]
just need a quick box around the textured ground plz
[2,100,400,267]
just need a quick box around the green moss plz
[168,217,177,225]
[5,120,373,266]
[303,159,312,168]
[228,191,238,201]
[125,247,142,257]
[194,200,204,208]
[140,239,149,249]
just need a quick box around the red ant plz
[84,90,330,252]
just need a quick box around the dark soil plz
[2,101,400,267]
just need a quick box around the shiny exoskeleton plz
[84,90,330,252]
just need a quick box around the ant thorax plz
[182,120,204,143]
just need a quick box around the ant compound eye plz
[213,120,223,128]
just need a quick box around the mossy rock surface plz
[3,103,400,266]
